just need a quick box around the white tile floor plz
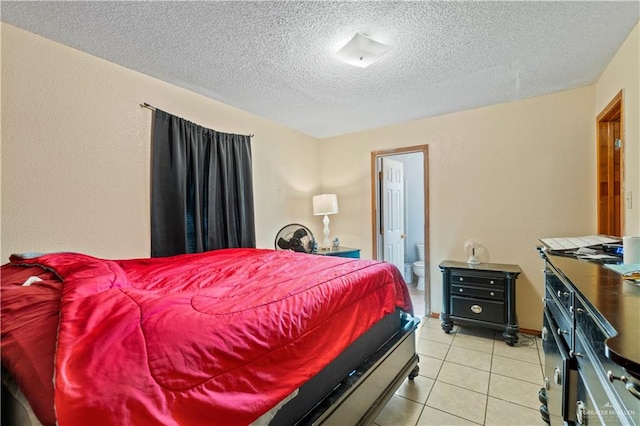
[374,317,545,426]
[408,284,426,319]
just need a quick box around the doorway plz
[371,145,430,318]
[597,91,624,236]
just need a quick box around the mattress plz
[1,248,413,425]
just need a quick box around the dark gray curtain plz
[151,109,255,257]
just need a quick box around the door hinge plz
[614,139,622,150]
[378,171,383,181]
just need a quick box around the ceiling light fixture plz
[334,33,392,68]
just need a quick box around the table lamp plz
[312,194,339,249]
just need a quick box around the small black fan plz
[275,224,315,254]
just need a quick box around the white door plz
[381,158,405,274]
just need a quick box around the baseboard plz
[519,327,541,337]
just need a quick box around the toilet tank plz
[416,244,425,261]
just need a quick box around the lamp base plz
[321,214,331,249]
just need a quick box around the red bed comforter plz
[2,248,412,425]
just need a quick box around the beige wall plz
[320,87,597,331]
[322,21,640,330]
[319,22,640,331]
[3,22,638,332]
[1,23,321,260]
[595,23,639,236]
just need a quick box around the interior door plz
[597,91,624,237]
[381,158,405,273]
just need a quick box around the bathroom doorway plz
[371,145,429,318]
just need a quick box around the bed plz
[1,248,419,425]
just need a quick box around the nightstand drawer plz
[451,296,505,324]
[451,273,505,289]
[451,284,504,300]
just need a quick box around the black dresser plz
[439,260,521,345]
[538,249,639,425]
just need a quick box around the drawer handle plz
[553,367,562,385]
[607,370,640,399]
[490,291,495,296]
[459,288,464,292]
[557,328,568,335]
[576,401,587,425]
[557,290,569,298]
[608,370,629,384]
[570,350,583,358]
[490,280,495,285]
[459,277,464,282]
[470,304,482,314]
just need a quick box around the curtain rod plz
[140,102,254,138]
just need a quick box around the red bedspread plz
[2,248,412,425]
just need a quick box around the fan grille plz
[275,224,315,254]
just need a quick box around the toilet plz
[412,244,425,291]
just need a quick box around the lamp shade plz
[313,194,339,215]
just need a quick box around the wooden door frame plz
[596,90,624,236]
[371,145,430,314]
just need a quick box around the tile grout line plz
[409,319,545,426]
[489,370,548,387]
[413,320,431,426]
[429,323,488,425]
[482,331,496,426]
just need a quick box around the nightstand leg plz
[440,313,453,334]
[503,324,519,346]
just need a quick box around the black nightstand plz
[315,247,360,259]
[439,260,521,345]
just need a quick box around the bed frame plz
[270,310,420,425]
[1,371,39,426]
[2,311,420,426]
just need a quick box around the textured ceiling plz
[2,1,639,138]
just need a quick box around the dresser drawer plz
[574,335,637,426]
[545,289,573,350]
[575,372,599,426]
[573,297,639,421]
[545,265,573,313]
[542,308,577,423]
[451,272,505,290]
[451,284,504,300]
[451,296,505,324]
